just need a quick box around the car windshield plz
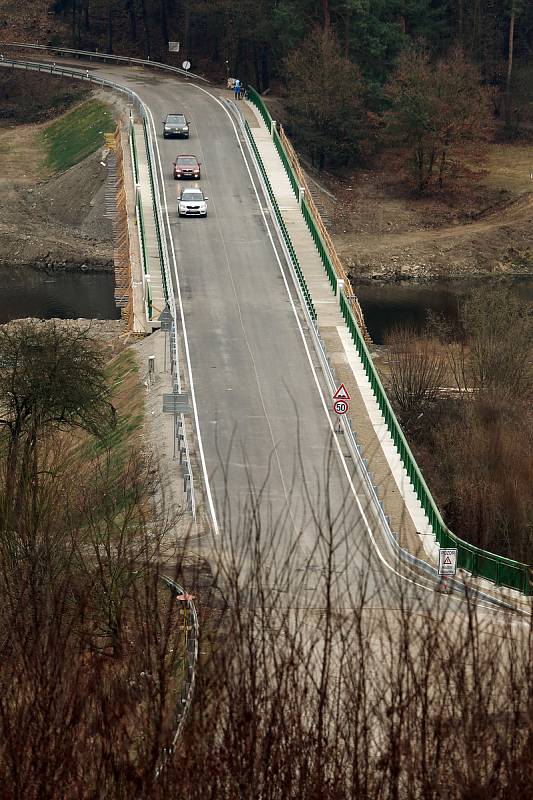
[177,157,197,165]
[182,191,203,202]
[167,115,185,124]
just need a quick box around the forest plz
[47,1,533,175]
[49,2,531,104]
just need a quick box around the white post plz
[337,278,344,297]
[271,120,276,138]
[298,186,305,206]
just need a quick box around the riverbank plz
[303,141,533,283]
[0,91,115,272]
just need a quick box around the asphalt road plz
[37,60,514,616]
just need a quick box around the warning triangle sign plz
[443,555,452,565]
[333,383,351,401]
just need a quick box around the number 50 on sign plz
[333,399,349,415]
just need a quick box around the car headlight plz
[183,126,189,131]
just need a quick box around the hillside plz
[0,0,66,45]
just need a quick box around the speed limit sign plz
[333,399,349,415]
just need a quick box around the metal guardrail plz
[2,41,209,82]
[240,107,526,609]
[248,85,369,340]
[0,53,201,741]
[161,576,199,749]
[0,54,197,522]
[142,118,169,303]
[245,82,530,597]
[1,55,526,605]
[339,291,530,595]
[244,121,317,322]
[129,116,139,185]
[135,192,152,320]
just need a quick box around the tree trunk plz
[438,144,448,188]
[71,0,77,45]
[505,10,516,130]
[252,42,261,90]
[107,4,113,53]
[125,0,136,41]
[160,0,169,49]
[260,44,270,90]
[184,0,191,61]
[323,0,330,29]
[139,0,151,58]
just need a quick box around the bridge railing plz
[246,83,530,596]
[244,121,317,322]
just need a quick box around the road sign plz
[158,306,173,331]
[168,41,180,52]
[333,383,351,401]
[333,399,349,415]
[162,392,190,414]
[182,60,191,71]
[438,548,458,576]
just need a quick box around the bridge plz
[0,45,529,616]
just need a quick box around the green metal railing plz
[244,121,316,322]
[142,118,169,302]
[247,82,530,595]
[130,125,139,184]
[246,86,272,133]
[247,86,337,296]
[136,194,152,319]
[273,127,299,199]
[339,290,530,594]
[301,199,338,294]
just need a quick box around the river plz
[354,277,533,344]
[0,265,120,324]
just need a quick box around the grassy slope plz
[41,99,115,173]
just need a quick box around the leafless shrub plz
[385,324,447,433]
[0,332,532,798]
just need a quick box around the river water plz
[354,277,533,344]
[0,265,120,324]
[1,266,531,342]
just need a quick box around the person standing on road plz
[234,78,241,100]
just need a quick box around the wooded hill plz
[1,2,529,180]
[5,2,531,106]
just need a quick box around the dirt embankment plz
[0,141,114,271]
[308,144,533,283]
[0,84,115,272]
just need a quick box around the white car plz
[178,188,208,217]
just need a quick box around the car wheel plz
[173,175,178,180]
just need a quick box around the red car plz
[173,154,201,180]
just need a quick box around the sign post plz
[437,547,457,592]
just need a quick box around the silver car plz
[178,188,208,217]
[163,113,189,139]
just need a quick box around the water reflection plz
[354,277,533,344]
[0,265,120,324]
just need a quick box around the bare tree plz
[385,324,447,432]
